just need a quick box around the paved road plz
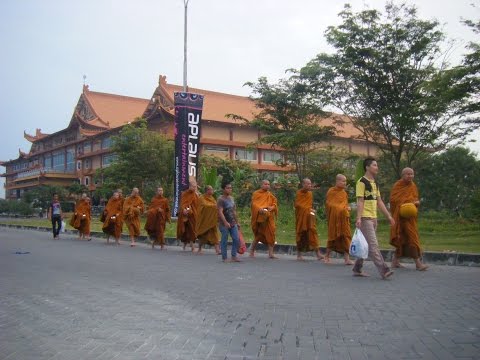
[1,228,479,360]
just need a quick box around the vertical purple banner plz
[173,92,204,216]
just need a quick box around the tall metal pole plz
[183,0,189,92]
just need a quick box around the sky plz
[0,0,478,198]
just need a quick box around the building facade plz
[1,75,377,200]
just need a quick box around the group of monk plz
[64,155,428,278]
[175,180,242,262]
[99,187,168,248]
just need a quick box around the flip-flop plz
[416,265,429,271]
[382,270,394,279]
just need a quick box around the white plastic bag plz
[60,220,66,233]
[350,228,369,259]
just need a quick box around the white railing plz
[16,169,42,179]
[15,167,75,179]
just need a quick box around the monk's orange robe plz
[251,189,278,246]
[144,195,171,246]
[295,189,320,252]
[176,189,199,244]
[102,196,124,239]
[390,180,422,259]
[325,186,352,254]
[123,195,144,237]
[70,199,91,235]
[196,194,219,246]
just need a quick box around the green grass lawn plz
[1,210,479,253]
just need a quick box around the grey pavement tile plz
[1,228,480,360]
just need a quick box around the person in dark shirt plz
[47,193,63,239]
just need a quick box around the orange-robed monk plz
[145,187,171,250]
[123,187,144,247]
[70,193,91,240]
[102,191,124,245]
[196,185,220,254]
[390,168,428,271]
[294,178,323,261]
[177,179,199,251]
[324,174,354,265]
[250,180,278,259]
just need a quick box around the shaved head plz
[302,178,312,191]
[189,178,197,190]
[401,167,414,176]
[401,167,415,183]
[336,174,347,189]
[261,179,271,191]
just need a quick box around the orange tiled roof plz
[83,87,150,129]
[160,78,362,139]
[79,127,107,137]
[162,82,256,125]
[24,128,51,142]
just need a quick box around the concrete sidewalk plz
[1,223,479,267]
[1,227,479,359]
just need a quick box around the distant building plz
[1,75,377,200]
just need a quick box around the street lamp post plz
[183,0,189,92]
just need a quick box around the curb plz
[1,223,479,267]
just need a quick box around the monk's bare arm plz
[377,196,395,226]
[268,198,277,212]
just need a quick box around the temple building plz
[1,75,377,200]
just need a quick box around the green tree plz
[300,2,477,178]
[95,118,175,200]
[0,199,34,216]
[66,183,89,197]
[198,155,256,206]
[22,185,70,212]
[228,76,336,180]
[199,155,255,188]
[468,189,480,220]
[459,12,480,125]
[415,147,480,216]
[306,147,360,206]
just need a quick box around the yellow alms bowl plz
[400,203,417,218]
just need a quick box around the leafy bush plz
[0,199,34,216]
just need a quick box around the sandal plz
[382,270,394,279]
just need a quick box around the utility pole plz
[183,0,189,92]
